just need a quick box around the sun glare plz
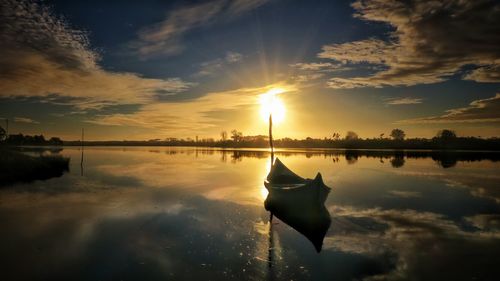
[259,88,286,124]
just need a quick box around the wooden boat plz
[264,158,331,204]
[264,158,332,252]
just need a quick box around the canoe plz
[264,158,331,204]
[264,158,332,252]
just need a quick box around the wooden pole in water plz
[80,128,84,176]
[269,114,274,164]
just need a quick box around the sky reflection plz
[0,147,499,280]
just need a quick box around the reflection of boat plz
[264,158,331,252]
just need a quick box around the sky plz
[0,0,499,140]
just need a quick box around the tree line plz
[0,129,63,146]
[2,126,499,150]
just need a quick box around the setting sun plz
[259,88,286,124]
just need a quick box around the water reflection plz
[0,147,499,281]
[265,187,331,252]
[264,158,331,252]
[390,153,405,168]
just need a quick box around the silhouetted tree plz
[379,133,385,139]
[220,131,228,141]
[231,130,242,142]
[49,137,63,146]
[33,135,46,144]
[332,132,340,140]
[345,131,358,140]
[436,129,457,140]
[0,126,6,141]
[390,129,406,140]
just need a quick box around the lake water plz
[1,147,499,281]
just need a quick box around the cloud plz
[385,97,423,105]
[132,0,269,58]
[319,39,394,65]
[292,73,326,83]
[388,190,421,198]
[399,94,500,124]
[318,0,500,88]
[465,214,500,232]
[225,51,243,63]
[14,117,39,124]
[88,83,296,136]
[290,62,342,72]
[197,51,244,76]
[0,0,193,110]
[289,62,348,85]
[464,65,500,83]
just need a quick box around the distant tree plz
[345,131,358,141]
[231,130,242,142]
[48,137,63,146]
[220,131,228,141]
[379,133,385,139]
[33,135,46,144]
[390,129,406,140]
[0,126,5,141]
[436,129,457,140]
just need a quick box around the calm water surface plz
[1,147,499,281]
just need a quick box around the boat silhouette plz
[264,158,331,252]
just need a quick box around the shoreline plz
[5,145,500,153]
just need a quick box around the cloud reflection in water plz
[0,147,499,280]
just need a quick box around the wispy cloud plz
[388,190,421,198]
[131,0,269,58]
[464,65,500,83]
[398,94,500,124]
[289,62,347,85]
[290,62,343,72]
[88,83,296,136]
[225,51,243,63]
[197,51,244,76]
[385,97,423,105]
[316,0,500,88]
[0,0,193,110]
[14,117,39,124]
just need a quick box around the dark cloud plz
[317,0,500,88]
